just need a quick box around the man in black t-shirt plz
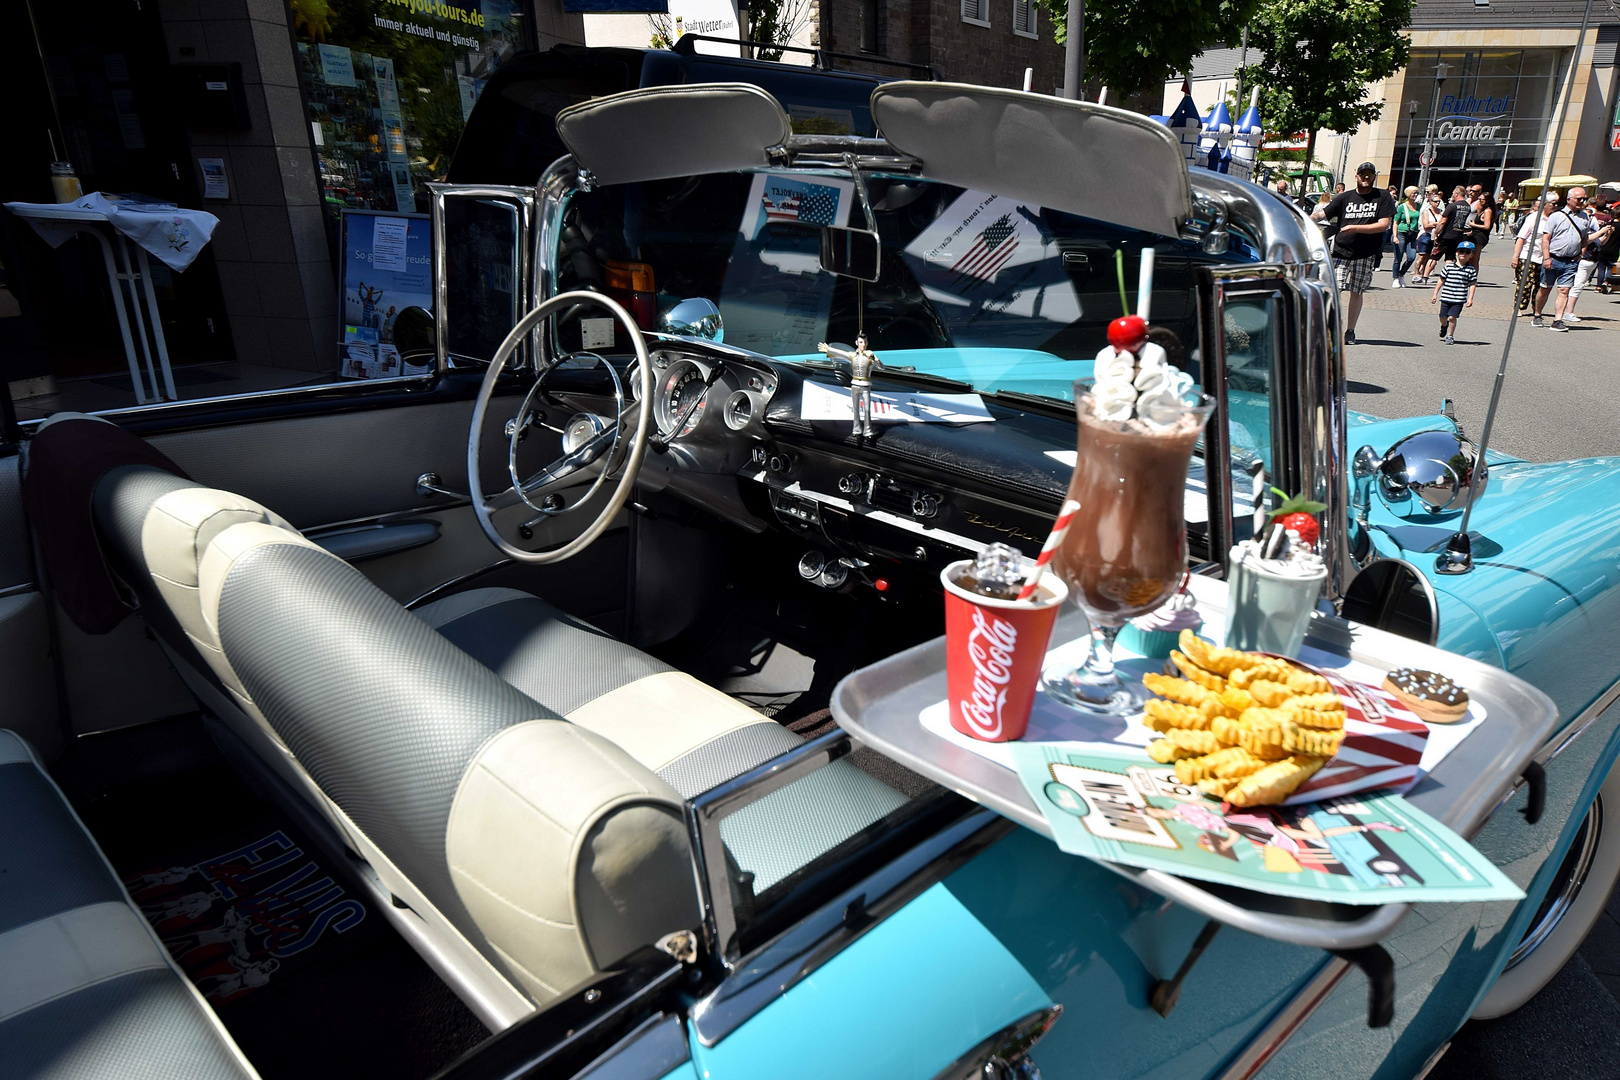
[1313,162,1395,344]
[1434,186,1474,263]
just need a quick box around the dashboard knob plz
[768,453,791,473]
[838,473,865,495]
[912,494,940,519]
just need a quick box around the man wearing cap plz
[1313,162,1395,344]
[1537,186,1595,331]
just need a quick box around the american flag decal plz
[1282,664,1430,805]
[762,183,839,226]
[950,213,1021,284]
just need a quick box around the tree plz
[1031,0,1260,100]
[1236,0,1413,185]
[746,0,818,61]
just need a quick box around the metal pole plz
[1417,77,1442,195]
[1062,0,1083,99]
[1233,27,1249,111]
[1437,0,1594,575]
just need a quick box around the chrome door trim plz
[1215,958,1353,1080]
[1505,792,1603,970]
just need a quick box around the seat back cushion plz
[202,525,697,1004]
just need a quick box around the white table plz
[5,202,196,404]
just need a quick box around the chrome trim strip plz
[428,183,536,371]
[748,473,988,554]
[404,558,516,610]
[688,805,1010,1047]
[1489,677,1620,820]
[16,374,439,431]
[1215,959,1352,1080]
[0,581,37,599]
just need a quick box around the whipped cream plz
[1091,340,1194,428]
[1231,530,1327,580]
[1129,587,1202,632]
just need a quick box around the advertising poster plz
[291,0,529,235]
[339,210,432,378]
[899,189,1081,350]
[720,173,854,355]
[1010,743,1523,905]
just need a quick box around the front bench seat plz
[199,523,700,1012]
[0,730,258,1080]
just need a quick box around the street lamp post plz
[1416,61,1451,196]
[1397,99,1418,194]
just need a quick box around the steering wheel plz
[468,291,654,563]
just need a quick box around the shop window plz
[961,0,991,28]
[1012,0,1036,38]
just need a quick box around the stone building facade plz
[818,0,1066,93]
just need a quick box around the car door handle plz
[309,521,440,563]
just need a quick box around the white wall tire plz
[1473,764,1620,1019]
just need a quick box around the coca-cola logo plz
[961,607,1018,738]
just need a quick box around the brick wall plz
[820,0,1065,91]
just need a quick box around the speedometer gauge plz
[659,361,708,437]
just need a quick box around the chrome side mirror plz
[660,298,723,342]
[1355,430,1488,516]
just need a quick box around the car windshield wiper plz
[983,388,1077,418]
[875,367,976,393]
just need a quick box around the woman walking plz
[1468,185,1495,254]
[1413,189,1445,283]
[1392,187,1423,288]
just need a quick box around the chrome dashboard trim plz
[748,472,988,554]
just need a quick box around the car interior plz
[0,84,1269,1080]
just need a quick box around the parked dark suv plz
[447,38,932,187]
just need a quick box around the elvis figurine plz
[817,335,881,438]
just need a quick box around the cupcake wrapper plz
[1119,623,1201,660]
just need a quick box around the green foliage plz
[1237,0,1414,139]
[749,0,788,61]
[1031,0,1261,98]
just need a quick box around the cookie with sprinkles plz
[1382,668,1469,723]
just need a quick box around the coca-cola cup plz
[941,559,1069,742]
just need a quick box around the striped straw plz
[1250,461,1267,538]
[1017,499,1081,601]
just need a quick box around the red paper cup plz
[941,560,1068,742]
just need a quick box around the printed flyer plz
[1010,743,1523,905]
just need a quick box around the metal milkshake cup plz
[1223,544,1327,657]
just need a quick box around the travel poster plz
[338,210,432,377]
[1010,743,1523,905]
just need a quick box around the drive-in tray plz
[830,574,1560,951]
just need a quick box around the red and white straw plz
[1017,499,1080,601]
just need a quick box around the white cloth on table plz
[5,193,218,272]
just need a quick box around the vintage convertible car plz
[2,81,1619,1080]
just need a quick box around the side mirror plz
[660,297,723,342]
[819,226,881,282]
[1354,430,1488,516]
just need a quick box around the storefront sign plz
[1437,92,1514,117]
[1435,115,1509,142]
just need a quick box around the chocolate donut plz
[1381,668,1469,724]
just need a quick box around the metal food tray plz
[829,574,1560,950]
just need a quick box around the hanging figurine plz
[818,335,882,438]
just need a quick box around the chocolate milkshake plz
[1051,395,1206,626]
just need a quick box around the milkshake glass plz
[1043,392,1214,713]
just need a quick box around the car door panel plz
[0,455,60,756]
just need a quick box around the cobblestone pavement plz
[1348,239,1620,1079]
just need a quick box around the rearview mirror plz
[820,227,881,282]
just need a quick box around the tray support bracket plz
[1329,943,1395,1028]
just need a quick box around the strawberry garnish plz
[1268,488,1327,548]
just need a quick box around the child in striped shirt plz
[1429,240,1479,344]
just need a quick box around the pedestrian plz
[1495,189,1513,235]
[1392,186,1423,287]
[1430,240,1479,344]
[1536,186,1593,331]
[1276,177,1290,198]
[1467,184,1495,254]
[1414,190,1445,282]
[1512,192,1559,313]
[1433,185,1474,269]
[1313,162,1395,345]
[1334,182,1346,194]
[1566,198,1616,322]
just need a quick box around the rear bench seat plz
[0,730,258,1080]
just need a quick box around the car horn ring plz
[505,350,625,520]
[467,290,654,565]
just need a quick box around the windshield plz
[552,169,1207,401]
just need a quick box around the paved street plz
[1344,238,1620,1080]
[1343,238,1620,465]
